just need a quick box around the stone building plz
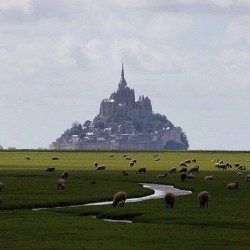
[49,64,189,151]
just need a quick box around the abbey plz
[49,64,189,151]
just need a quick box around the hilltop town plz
[49,65,189,151]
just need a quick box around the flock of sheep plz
[0,154,249,210]
[108,155,250,208]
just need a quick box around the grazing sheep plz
[198,191,210,208]
[0,182,4,192]
[187,173,196,179]
[122,154,127,158]
[189,166,199,174]
[237,166,246,171]
[169,167,177,174]
[25,156,30,160]
[96,165,106,170]
[112,191,127,207]
[137,167,146,174]
[57,179,65,190]
[154,158,160,161]
[234,163,240,168]
[180,162,187,168]
[180,172,187,182]
[131,159,137,164]
[94,162,98,167]
[204,175,214,180]
[62,171,69,179]
[46,167,55,172]
[52,157,59,160]
[122,171,129,176]
[179,167,187,173]
[245,174,250,182]
[165,193,176,208]
[158,173,168,178]
[109,154,114,157]
[130,161,134,167]
[226,182,239,189]
[192,158,197,163]
[219,160,224,164]
[215,164,227,170]
[185,159,192,164]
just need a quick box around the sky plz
[0,0,250,150]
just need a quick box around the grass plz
[0,150,250,249]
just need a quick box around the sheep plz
[131,159,137,164]
[245,174,250,182]
[237,166,246,171]
[169,167,177,174]
[188,166,199,174]
[137,167,146,174]
[94,162,98,167]
[126,157,131,160]
[180,172,187,182]
[234,163,240,168]
[185,159,192,164]
[192,158,197,163]
[112,191,127,207]
[52,157,59,160]
[57,179,65,190]
[61,171,69,179]
[198,191,210,208]
[226,182,239,189]
[204,175,214,180]
[25,156,30,160]
[0,182,4,192]
[46,167,55,172]
[217,164,227,170]
[180,162,187,168]
[96,165,106,170]
[165,193,176,208]
[219,160,224,164]
[179,167,187,173]
[122,171,129,176]
[122,154,127,158]
[187,173,196,179]
[154,158,160,161]
[109,154,114,157]
[130,161,134,167]
[158,173,168,178]
[153,154,158,157]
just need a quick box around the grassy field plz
[0,150,250,249]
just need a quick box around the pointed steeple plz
[119,62,127,88]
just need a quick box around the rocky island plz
[49,64,189,150]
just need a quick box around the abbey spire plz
[118,62,127,88]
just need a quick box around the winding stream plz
[32,183,191,211]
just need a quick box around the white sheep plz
[198,191,210,208]
[226,182,239,189]
[57,179,65,190]
[61,171,69,179]
[158,173,168,178]
[165,193,176,208]
[137,167,146,174]
[96,165,106,170]
[112,191,127,207]
[245,174,250,182]
[204,175,214,180]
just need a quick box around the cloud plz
[107,0,250,16]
